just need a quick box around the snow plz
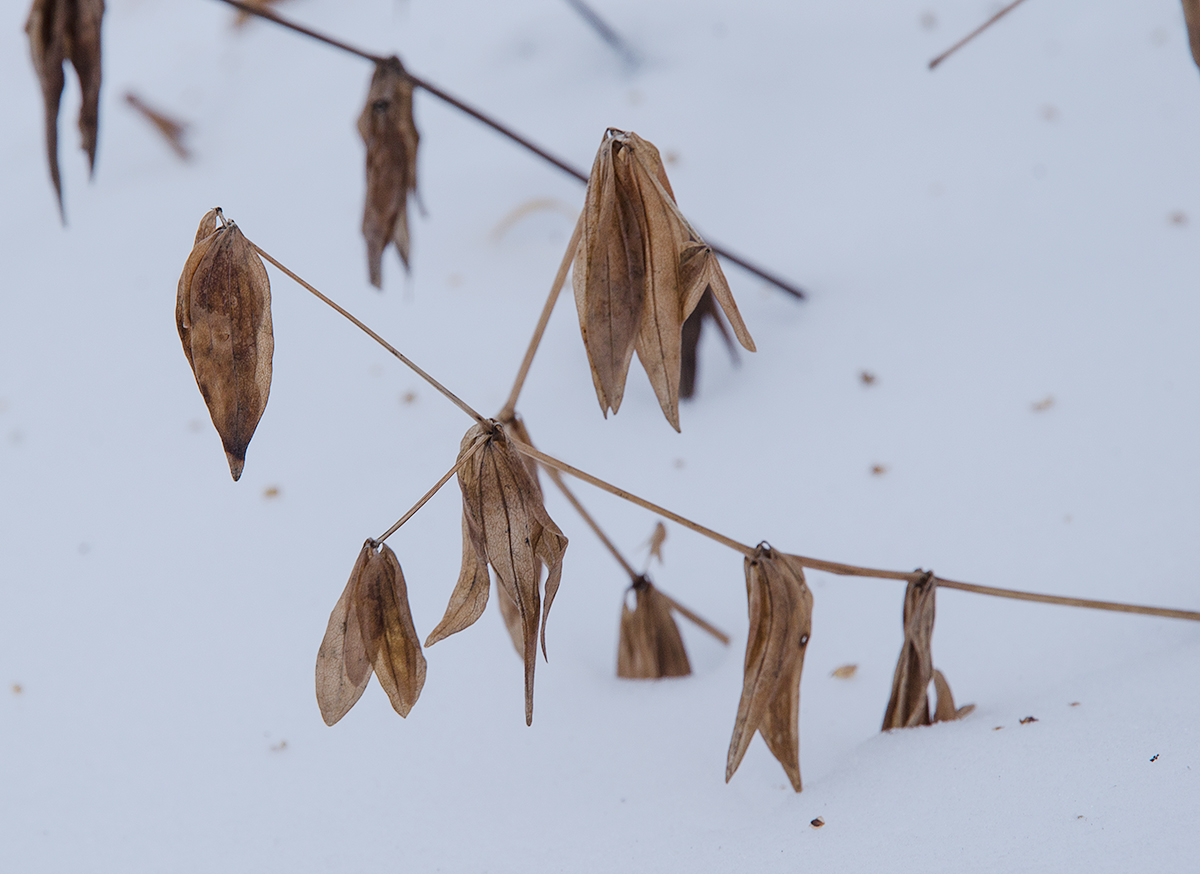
[2,0,1199,870]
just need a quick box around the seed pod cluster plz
[316,540,427,725]
[25,0,104,218]
[176,208,274,481]
[881,572,973,729]
[617,577,691,679]
[572,129,755,430]
[726,544,812,792]
[425,421,568,725]
[358,56,420,288]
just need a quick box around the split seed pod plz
[25,0,104,219]
[726,545,812,792]
[881,572,973,730]
[617,577,690,679]
[425,421,568,725]
[176,208,273,481]
[358,56,420,288]
[572,128,755,430]
[316,540,427,725]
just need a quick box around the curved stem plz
[251,242,488,426]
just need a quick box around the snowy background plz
[2,0,1199,870]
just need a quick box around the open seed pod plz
[571,128,755,431]
[176,208,273,481]
[726,545,812,792]
[315,540,428,725]
[617,576,691,679]
[425,421,568,725]
[358,56,419,287]
[26,0,104,219]
[881,572,973,729]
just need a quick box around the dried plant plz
[571,128,755,430]
[315,540,427,725]
[1186,1,1200,72]
[881,573,973,729]
[617,576,691,679]
[231,0,288,27]
[176,208,273,481]
[645,521,667,564]
[124,91,190,160]
[679,289,738,400]
[726,545,813,792]
[358,56,420,288]
[25,0,104,218]
[425,422,568,724]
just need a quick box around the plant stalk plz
[375,435,489,543]
[251,241,488,426]
[929,0,1031,70]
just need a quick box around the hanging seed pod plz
[617,576,691,679]
[358,56,420,288]
[679,289,739,400]
[881,572,972,729]
[25,0,104,219]
[726,544,812,793]
[426,422,568,725]
[176,208,273,481]
[316,540,427,725]
[571,128,754,430]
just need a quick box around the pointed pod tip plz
[227,454,245,481]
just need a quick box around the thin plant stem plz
[498,213,584,420]
[209,0,805,300]
[250,241,488,426]
[544,465,640,580]
[657,590,731,645]
[374,436,488,543]
[929,0,1031,70]
[509,438,757,557]
[932,576,1200,623]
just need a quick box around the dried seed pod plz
[316,540,427,724]
[26,0,104,218]
[881,573,971,729]
[616,577,690,679]
[726,545,812,792]
[427,421,568,725]
[680,289,739,400]
[358,56,419,288]
[1186,1,1200,71]
[176,208,273,481]
[571,129,754,430]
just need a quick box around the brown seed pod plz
[176,208,273,481]
[571,128,754,430]
[726,544,812,793]
[316,540,427,725]
[1186,1,1200,71]
[358,56,419,288]
[25,0,104,219]
[427,422,567,725]
[881,572,972,729]
[616,577,691,679]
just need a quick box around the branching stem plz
[250,241,488,426]
[210,0,805,300]
[375,436,489,543]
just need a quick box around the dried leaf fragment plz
[176,208,273,481]
[830,664,858,680]
[231,0,288,27]
[358,56,419,288]
[617,577,690,679]
[427,421,567,725]
[571,129,754,430]
[316,540,427,724]
[726,545,812,792]
[881,573,971,729]
[646,521,667,564]
[26,0,105,219]
[124,91,190,160]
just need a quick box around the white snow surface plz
[2,0,1199,870]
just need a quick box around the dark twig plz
[561,0,640,69]
[929,0,1031,70]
